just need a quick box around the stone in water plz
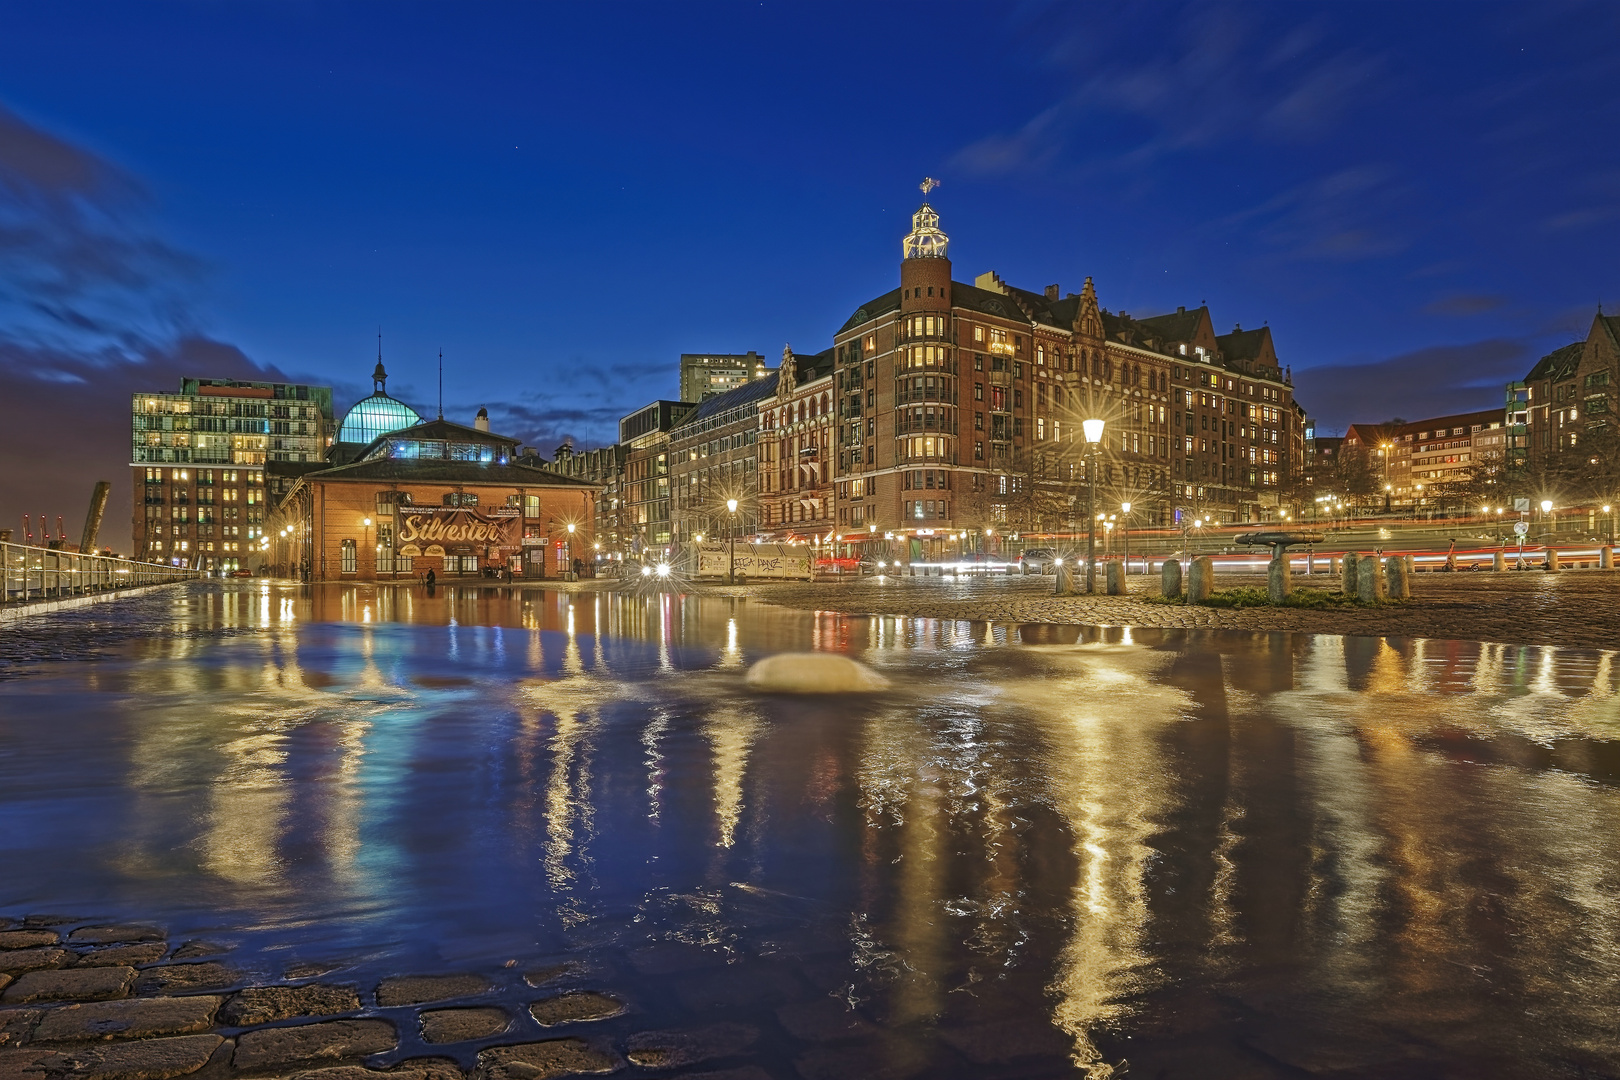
[745,653,890,694]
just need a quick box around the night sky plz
[2,2,1618,553]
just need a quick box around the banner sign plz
[694,543,812,581]
[397,509,518,550]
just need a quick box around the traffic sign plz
[1514,520,1529,536]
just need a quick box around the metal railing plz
[2,541,200,607]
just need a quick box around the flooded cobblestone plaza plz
[3,581,1620,1078]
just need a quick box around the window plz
[341,539,357,574]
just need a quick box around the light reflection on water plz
[3,581,1620,1077]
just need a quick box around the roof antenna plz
[437,349,444,420]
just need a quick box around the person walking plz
[425,567,436,588]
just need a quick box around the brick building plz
[758,345,836,540]
[668,375,775,545]
[271,416,596,581]
[829,192,1302,552]
[1515,311,1620,464]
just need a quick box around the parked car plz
[1018,548,1059,574]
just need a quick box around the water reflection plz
[2,581,1619,1076]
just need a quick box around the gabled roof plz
[1134,306,1208,345]
[1215,326,1276,365]
[1524,341,1583,383]
[1397,408,1503,437]
[795,346,835,383]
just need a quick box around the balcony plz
[896,419,959,436]
[988,370,1011,387]
[896,389,957,405]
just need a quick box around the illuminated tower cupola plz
[902,179,949,259]
[900,177,951,313]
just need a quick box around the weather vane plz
[920,177,939,195]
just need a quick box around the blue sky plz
[2,2,1618,550]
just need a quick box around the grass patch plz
[1146,586,1401,609]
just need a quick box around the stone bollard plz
[1341,552,1359,596]
[1053,563,1075,596]
[1385,555,1411,599]
[1162,557,1184,599]
[1187,556,1215,603]
[1305,553,1315,575]
[1106,560,1124,595]
[1494,550,1506,571]
[1546,548,1561,572]
[1603,546,1613,570]
[1405,554,1415,576]
[1357,555,1387,602]
[1267,546,1292,604]
[1330,556,1341,576]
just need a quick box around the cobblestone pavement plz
[0,918,674,1080]
[709,570,1620,651]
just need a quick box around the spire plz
[437,349,444,421]
[372,331,387,392]
[903,178,949,259]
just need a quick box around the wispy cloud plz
[1294,338,1530,430]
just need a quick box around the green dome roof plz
[338,391,423,445]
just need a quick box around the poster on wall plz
[694,544,812,580]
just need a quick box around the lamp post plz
[1082,418,1105,593]
[566,521,576,579]
[1541,498,1554,539]
[726,498,739,583]
[1120,501,1131,574]
[361,517,372,578]
[1604,505,1614,545]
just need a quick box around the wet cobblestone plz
[726,570,1620,650]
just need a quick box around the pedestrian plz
[426,567,436,587]
[573,557,583,579]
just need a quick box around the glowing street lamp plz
[361,517,372,577]
[1120,501,1132,575]
[726,497,740,583]
[1082,418,1105,593]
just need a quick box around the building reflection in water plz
[8,581,1620,1076]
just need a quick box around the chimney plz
[475,406,490,432]
[1044,284,1060,301]
[1177,306,1185,314]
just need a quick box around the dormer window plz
[1179,344,1187,356]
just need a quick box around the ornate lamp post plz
[1541,498,1554,539]
[726,498,739,583]
[1120,500,1131,575]
[361,517,372,578]
[1082,418,1105,593]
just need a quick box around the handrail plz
[1,541,200,607]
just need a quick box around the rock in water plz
[745,653,890,694]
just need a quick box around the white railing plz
[1,541,199,606]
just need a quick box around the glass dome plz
[338,392,424,445]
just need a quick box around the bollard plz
[1341,552,1359,596]
[1305,552,1315,575]
[1494,550,1506,572]
[1603,546,1613,570]
[1546,548,1561,572]
[1267,545,1292,604]
[1053,564,1075,596]
[910,564,916,577]
[1357,555,1388,602]
[1405,554,1415,576]
[1385,555,1411,599]
[1161,557,1184,599]
[1330,556,1341,576]
[1187,556,1215,603]
[1106,560,1124,595]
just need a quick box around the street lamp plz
[1541,498,1554,539]
[361,517,372,578]
[566,521,576,579]
[1604,505,1614,545]
[726,497,739,583]
[1082,418,1105,593]
[1120,501,1132,574]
